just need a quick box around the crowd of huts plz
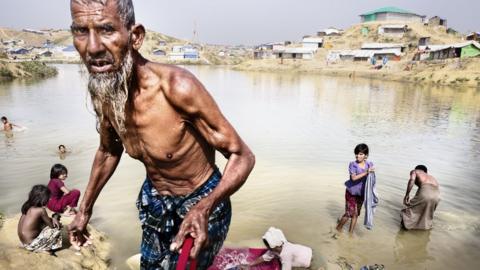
[253,7,480,63]
[1,29,204,61]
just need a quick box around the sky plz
[0,0,478,45]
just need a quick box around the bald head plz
[71,0,135,29]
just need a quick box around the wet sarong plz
[23,226,62,252]
[401,184,440,230]
[344,189,364,218]
[136,167,231,270]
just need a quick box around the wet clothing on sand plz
[22,226,62,252]
[401,184,440,230]
[343,161,373,217]
[47,178,81,213]
[262,241,312,270]
[136,167,231,270]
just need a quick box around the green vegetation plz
[19,61,58,78]
[0,66,14,78]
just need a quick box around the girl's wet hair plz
[21,185,51,214]
[58,144,66,150]
[50,163,68,179]
[354,143,369,156]
[1,116,7,121]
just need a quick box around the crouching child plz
[18,185,62,253]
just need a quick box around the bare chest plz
[113,96,194,163]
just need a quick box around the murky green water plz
[1,64,479,269]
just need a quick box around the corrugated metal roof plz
[379,24,407,29]
[330,48,401,58]
[302,37,323,43]
[274,47,315,54]
[360,6,417,16]
[362,43,404,49]
[419,41,480,52]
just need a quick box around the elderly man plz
[67,0,255,269]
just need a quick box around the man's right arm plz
[69,120,123,244]
[404,170,416,205]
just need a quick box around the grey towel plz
[364,172,378,229]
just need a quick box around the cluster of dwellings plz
[0,28,82,60]
[253,28,338,60]
[413,41,480,61]
[150,41,200,61]
[1,38,80,60]
[252,6,479,64]
[327,43,405,63]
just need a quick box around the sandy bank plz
[0,213,111,270]
[233,57,480,88]
[0,60,58,82]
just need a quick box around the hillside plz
[236,22,480,88]
[0,27,248,65]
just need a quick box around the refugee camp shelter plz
[466,32,480,42]
[378,24,408,37]
[317,27,343,36]
[302,37,323,50]
[419,37,430,46]
[8,47,30,55]
[360,7,426,23]
[152,49,166,56]
[429,16,447,28]
[273,47,315,60]
[415,41,480,60]
[361,43,406,53]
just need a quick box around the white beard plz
[87,50,133,134]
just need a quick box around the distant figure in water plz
[47,164,81,216]
[18,185,62,253]
[245,227,313,270]
[58,144,70,160]
[401,165,440,230]
[1,116,20,138]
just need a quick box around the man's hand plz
[68,211,92,248]
[403,195,410,206]
[170,204,209,259]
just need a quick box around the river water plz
[1,64,479,270]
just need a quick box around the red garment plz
[208,247,280,270]
[47,178,80,213]
[344,189,364,218]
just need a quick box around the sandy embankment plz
[0,213,111,270]
[234,57,480,88]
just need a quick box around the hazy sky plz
[0,0,478,45]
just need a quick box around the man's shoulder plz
[146,61,203,108]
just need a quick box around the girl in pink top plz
[47,164,81,216]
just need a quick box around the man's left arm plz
[167,70,255,257]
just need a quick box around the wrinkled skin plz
[68,0,255,259]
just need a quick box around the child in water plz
[58,144,70,160]
[47,164,81,216]
[17,185,62,253]
[336,143,375,234]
